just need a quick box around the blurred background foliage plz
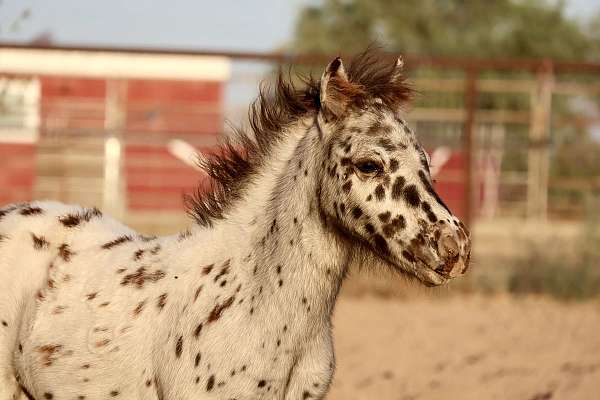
[293,0,597,60]
[507,200,600,300]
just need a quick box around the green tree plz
[293,0,595,61]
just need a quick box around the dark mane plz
[184,49,413,227]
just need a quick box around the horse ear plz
[391,56,404,82]
[319,57,359,122]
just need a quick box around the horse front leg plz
[283,332,335,400]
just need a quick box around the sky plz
[1,0,599,52]
[0,0,317,51]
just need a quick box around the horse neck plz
[197,117,350,325]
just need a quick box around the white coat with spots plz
[0,51,471,400]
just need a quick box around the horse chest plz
[156,318,324,399]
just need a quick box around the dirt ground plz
[329,295,600,400]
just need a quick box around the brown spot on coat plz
[133,299,147,316]
[340,157,351,167]
[58,243,74,261]
[206,375,215,391]
[58,214,81,227]
[213,262,231,282]
[382,215,406,238]
[37,344,63,367]
[120,267,166,289]
[20,206,43,216]
[421,201,438,222]
[101,235,132,250]
[157,293,168,310]
[367,121,382,136]
[133,249,145,261]
[194,285,203,302]
[86,292,98,301]
[175,336,183,358]
[95,339,110,347]
[391,176,406,200]
[378,137,396,152]
[58,208,101,228]
[194,323,203,338]
[403,184,421,207]
[52,305,66,315]
[207,296,235,323]
[342,181,352,193]
[374,184,386,201]
[378,211,391,223]
[31,233,50,250]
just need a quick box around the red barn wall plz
[0,143,36,205]
[126,80,223,135]
[32,76,225,211]
[40,77,106,133]
[123,79,223,210]
[124,145,210,211]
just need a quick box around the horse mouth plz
[393,246,469,287]
[413,265,449,287]
[383,254,450,287]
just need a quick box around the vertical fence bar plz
[103,79,127,218]
[527,60,553,220]
[463,69,479,228]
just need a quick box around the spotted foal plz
[0,50,470,400]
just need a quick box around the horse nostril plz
[439,234,459,259]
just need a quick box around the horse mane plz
[184,48,413,227]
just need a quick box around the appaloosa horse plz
[0,50,470,399]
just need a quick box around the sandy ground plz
[329,295,600,400]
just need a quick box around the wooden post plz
[527,61,553,220]
[103,79,127,218]
[463,69,478,228]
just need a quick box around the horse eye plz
[355,160,382,175]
